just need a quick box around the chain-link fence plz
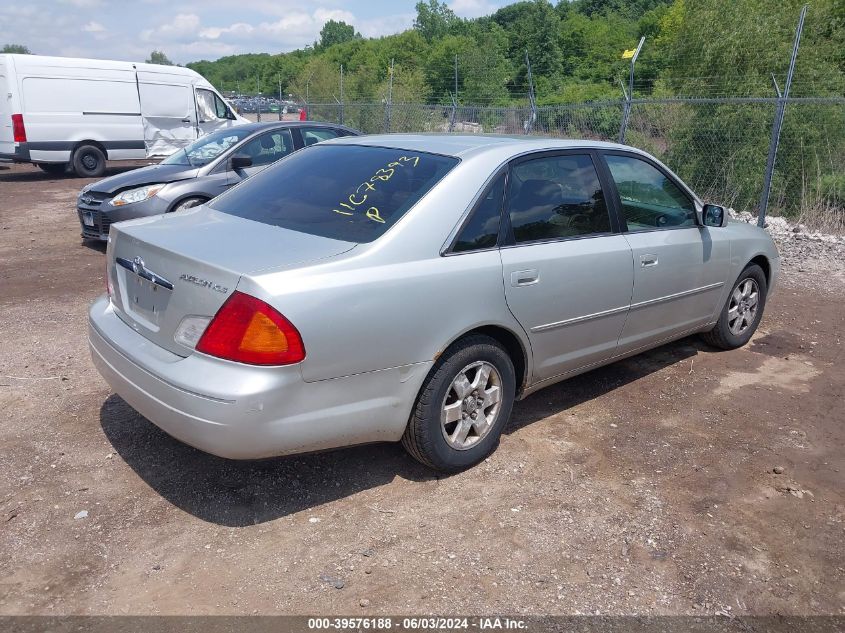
[303,96,845,224]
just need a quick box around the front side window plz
[161,127,253,167]
[196,89,227,121]
[209,145,459,243]
[604,154,696,231]
[507,154,611,243]
[238,130,294,167]
[452,173,505,252]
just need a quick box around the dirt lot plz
[0,162,843,617]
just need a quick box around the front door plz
[600,152,731,352]
[500,152,634,382]
[195,88,234,138]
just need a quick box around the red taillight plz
[196,291,305,366]
[11,114,26,143]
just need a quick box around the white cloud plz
[83,21,106,33]
[141,13,202,42]
[357,12,416,39]
[58,0,104,7]
[449,0,501,19]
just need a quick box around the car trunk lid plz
[107,208,355,356]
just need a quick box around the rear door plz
[600,151,731,351]
[137,78,196,156]
[499,151,634,382]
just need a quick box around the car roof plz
[235,121,359,135]
[324,133,640,159]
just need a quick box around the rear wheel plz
[701,264,767,350]
[402,335,515,472]
[72,144,106,178]
[38,163,67,176]
[170,197,207,212]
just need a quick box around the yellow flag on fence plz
[622,48,636,59]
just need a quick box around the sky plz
[0,0,510,64]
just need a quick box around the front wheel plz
[402,335,516,472]
[701,263,767,350]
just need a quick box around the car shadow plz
[99,336,706,527]
[0,162,153,183]
[81,240,107,254]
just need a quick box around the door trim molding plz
[530,281,723,334]
[531,304,630,333]
[629,281,724,311]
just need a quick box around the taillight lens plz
[196,291,305,366]
[11,114,26,143]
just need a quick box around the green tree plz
[414,0,458,41]
[317,20,359,50]
[146,50,174,66]
[2,44,30,54]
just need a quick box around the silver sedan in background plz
[89,135,779,471]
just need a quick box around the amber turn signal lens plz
[196,291,305,365]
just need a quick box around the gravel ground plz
[0,163,843,617]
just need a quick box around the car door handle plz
[181,118,191,123]
[511,269,539,286]
[640,254,659,267]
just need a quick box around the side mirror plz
[229,153,253,170]
[702,203,727,228]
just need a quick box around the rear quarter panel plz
[240,249,528,383]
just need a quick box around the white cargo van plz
[0,54,248,176]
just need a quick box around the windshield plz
[208,144,459,243]
[161,128,253,167]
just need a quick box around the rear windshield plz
[208,144,459,243]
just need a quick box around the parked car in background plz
[0,54,247,177]
[77,121,359,241]
[88,135,779,471]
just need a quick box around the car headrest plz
[513,179,561,209]
[260,135,276,149]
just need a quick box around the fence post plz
[278,75,282,121]
[524,51,537,134]
[618,36,645,144]
[256,74,261,122]
[448,91,457,133]
[758,4,807,227]
[384,58,394,133]
[339,65,345,125]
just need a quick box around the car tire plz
[38,163,67,176]
[701,264,767,350]
[402,335,516,472]
[170,197,207,212]
[72,145,106,178]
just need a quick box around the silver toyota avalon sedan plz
[89,134,779,471]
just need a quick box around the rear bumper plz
[0,144,31,163]
[88,295,429,459]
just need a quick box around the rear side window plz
[209,145,459,243]
[507,154,611,243]
[302,127,341,146]
[452,173,505,252]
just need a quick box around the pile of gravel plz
[729,209,845,289]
